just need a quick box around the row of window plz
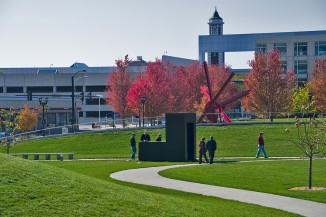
[79,111,113,118]
[255,41,326,56]
[1,85,107,93]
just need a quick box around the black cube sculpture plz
[139,113,196,162]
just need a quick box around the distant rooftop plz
[70,62,88,68]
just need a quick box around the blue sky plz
[0,0,325,68]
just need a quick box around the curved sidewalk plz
[111,164,326,217]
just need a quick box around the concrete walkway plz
[111,164,326,217]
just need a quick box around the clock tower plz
[208,7,224,65]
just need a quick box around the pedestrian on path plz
[130,133,137,160]
[140,130,151,142]
[206,136,217,164]
[256,132,268,158]
[198,137,209,164]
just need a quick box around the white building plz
[199,8,326,84]
[0,59,146,128]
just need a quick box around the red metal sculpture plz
[197,61,250,123]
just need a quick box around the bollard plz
[45,154,51,160]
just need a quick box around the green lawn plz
[5,124,304,158]
[160,159,326,203]
[1,123,324,216]
[0,154,299,217]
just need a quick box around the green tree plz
[292,84,316,114]
[0,107,18,154]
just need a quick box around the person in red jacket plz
[256,132,268,158]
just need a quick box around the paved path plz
[111,164,326,217]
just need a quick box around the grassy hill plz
[0,154,298,216]
[5,124,303,158]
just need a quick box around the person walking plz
[130,133,137,160]
[256,132,268,158]
[198,137,209,164]
[140,130,151,142]
[206,135,217,164]
[156,133,162,141]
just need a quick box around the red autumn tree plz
[194,64,239,115]
[168,61,206,112]
[242,49,296,120]
[308,58,326,111]
[105,55,134,117]
[126,60,173,117]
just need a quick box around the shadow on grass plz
[214,160,239,164]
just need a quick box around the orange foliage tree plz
[105,55,134,117]
[16,104,38,132]
[308,58,326,111]
[242,50,296,120]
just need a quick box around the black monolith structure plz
[139,113,196,162]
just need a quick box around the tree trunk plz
[309,149,313,189]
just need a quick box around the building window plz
[210,24,218,35]
[282,61,287,73]
[56,86,83,92]
[86,98,105,105]
[6,87,23,93]
[315,41,326,56]
[86,85,106,92]
[274,43,287,56]
[294,60,307,74]
[27,86,53,93]
[294,42,307,56]
[85,111,107,118]
[0,87,3,93]
[255,43,267,54]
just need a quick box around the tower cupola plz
[208,7,224,35]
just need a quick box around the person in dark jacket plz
[130,133,137,160]
[140,130,151,142]
[206,135,217,164]
[156,133,162,141]
[198,137,208,164]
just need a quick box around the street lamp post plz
[96,95,103,125]
[71,70,86,127]
[140,95,146,127]
[38,97,48,136]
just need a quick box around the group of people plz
[130,130,267,161]
[129,130,162,160]
[198,136,217,164]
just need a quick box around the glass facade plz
[282,61,287,73]
[27,86,53,93]
[6,87,23,93]
[255,43,267,54]
[315,41,326,56]
[294,42,307,56]
[294,60,307,74]
[274,43,287,56]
